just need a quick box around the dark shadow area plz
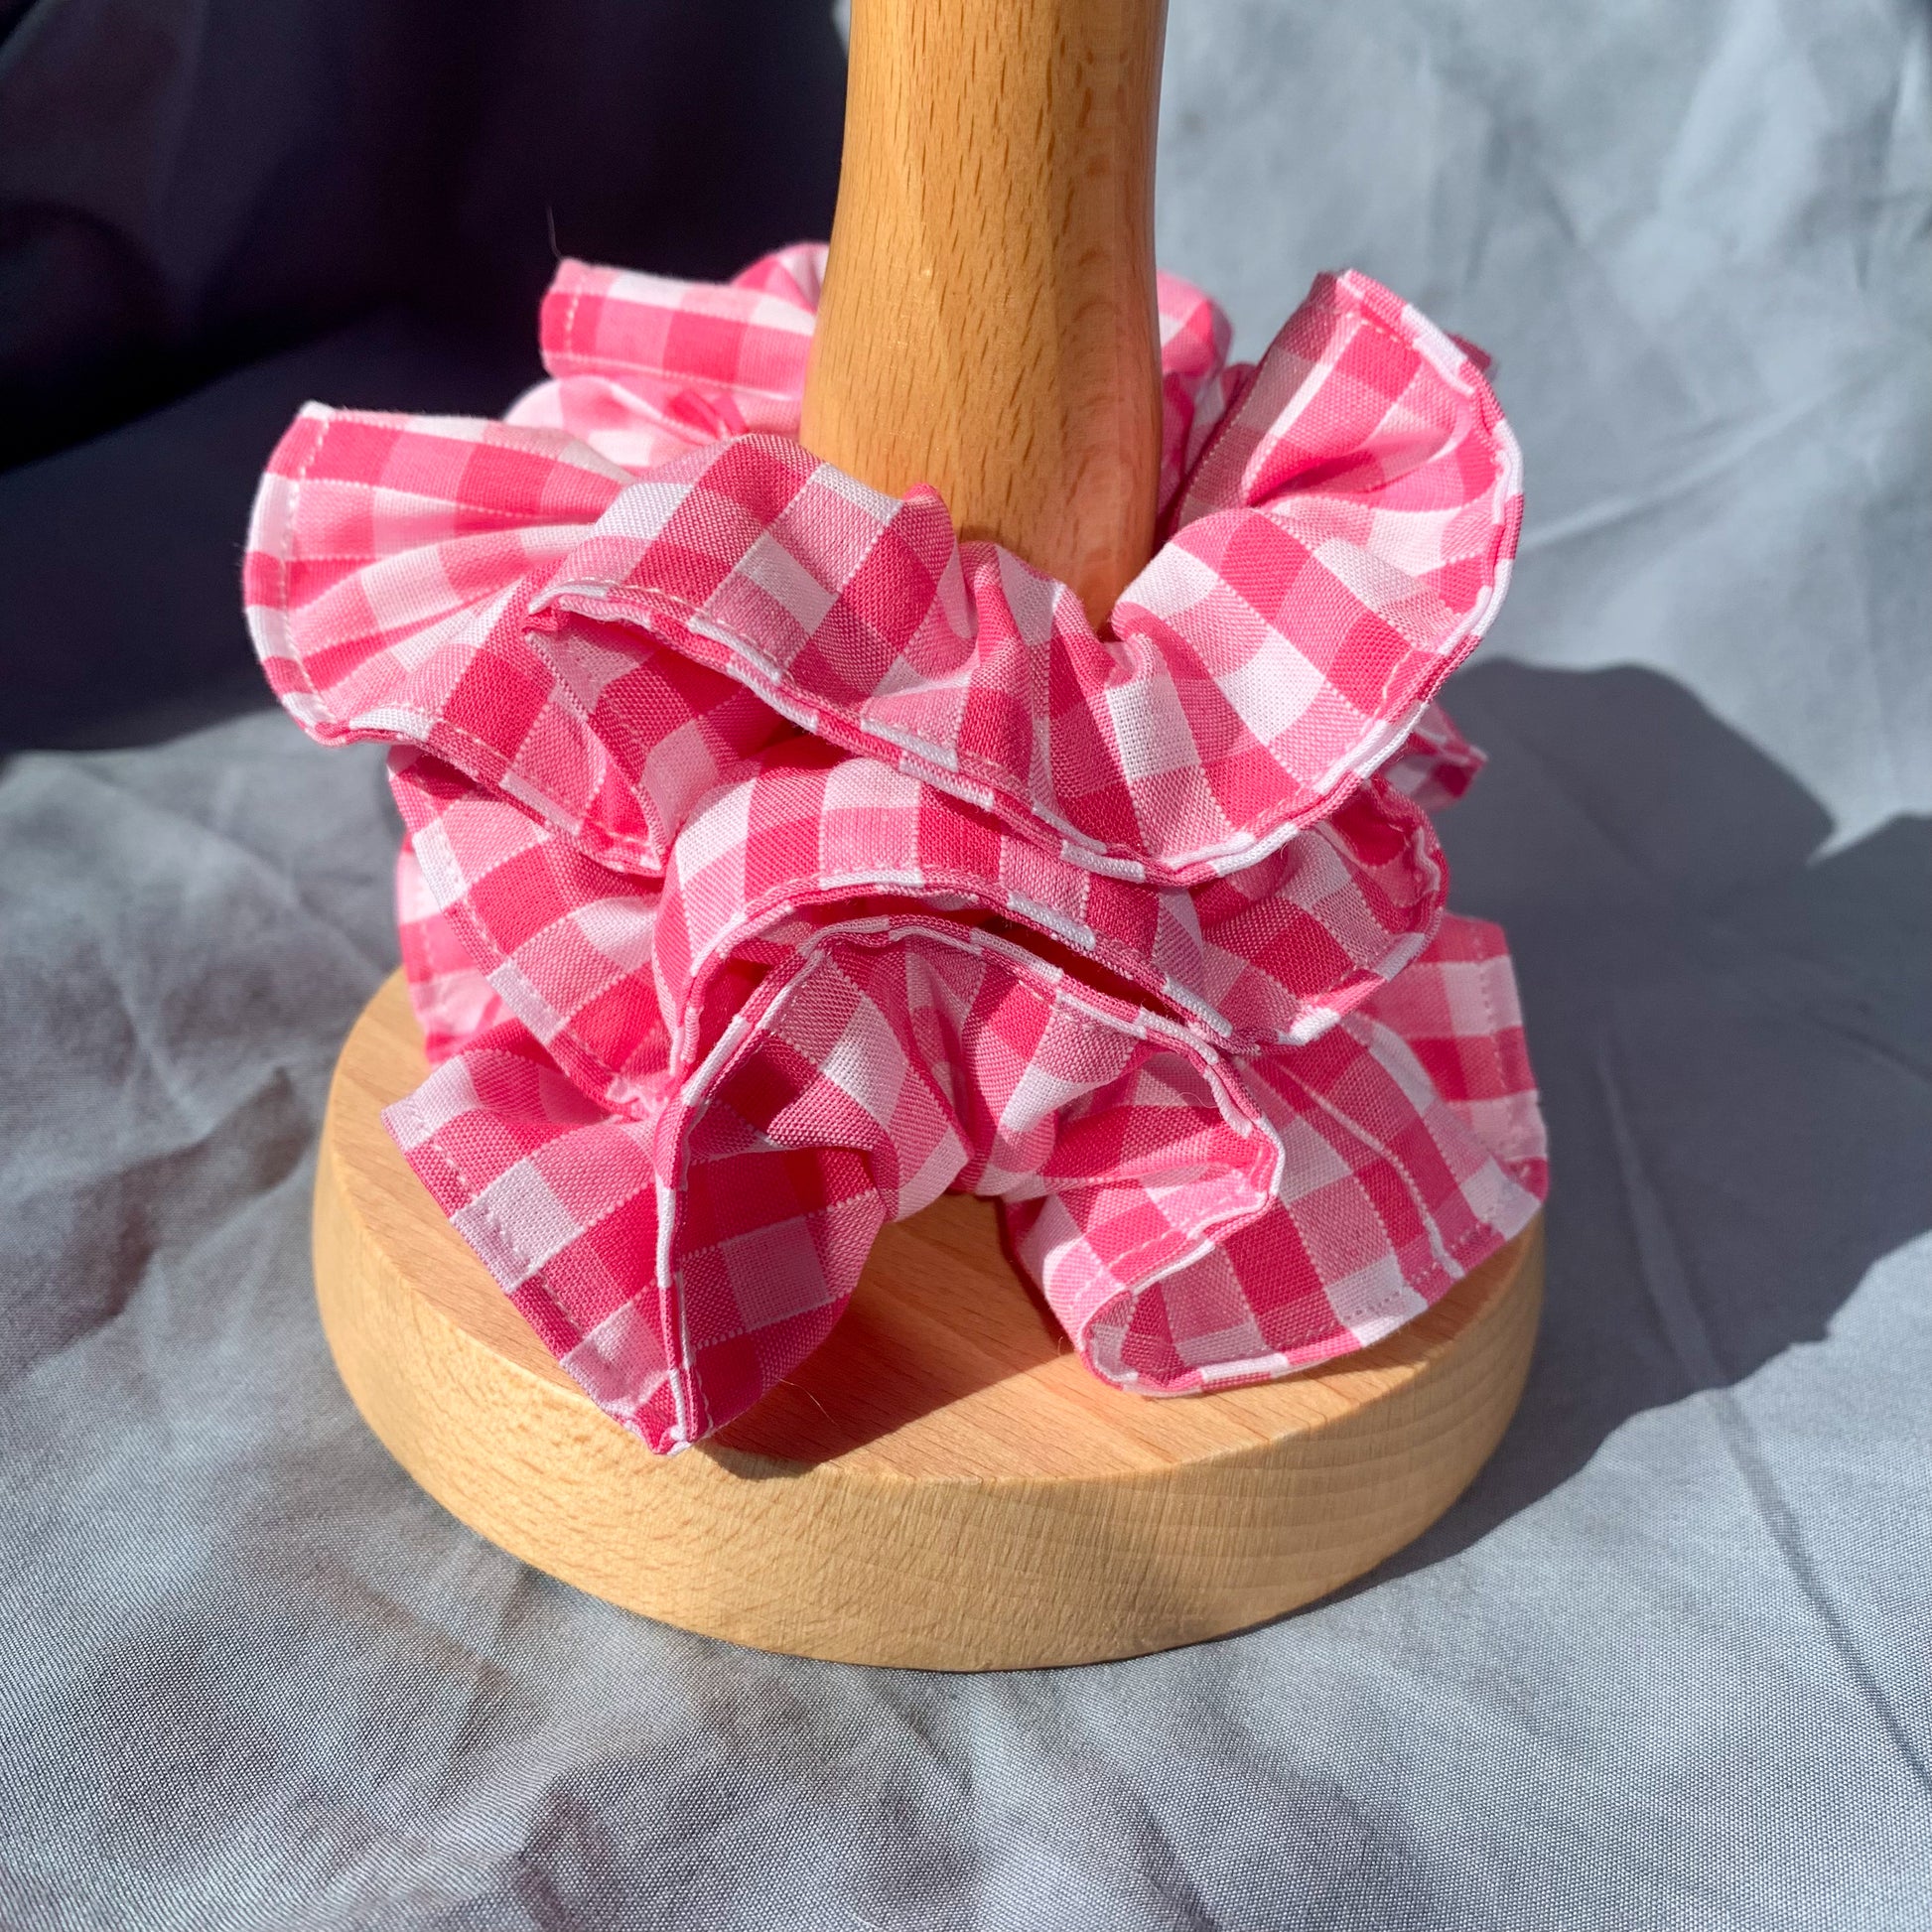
[0,0,847,746]
[1342,660,1932,1592]
[0,311,537,752]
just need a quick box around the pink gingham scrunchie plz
[245,245,1546,1451]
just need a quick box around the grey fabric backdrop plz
[3,0,1928,1925]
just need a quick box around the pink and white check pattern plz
[245,246,1546,1451]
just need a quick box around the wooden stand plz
[308,0,1546,1667]
[318,976,1541,1669]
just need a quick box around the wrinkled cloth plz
[243,251,1545,1448]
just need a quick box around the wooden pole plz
[801,0,1169,626]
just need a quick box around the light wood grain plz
[314,974,1544,1668]
[800,0,1168,624]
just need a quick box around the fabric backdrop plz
[1,0,1927,1925]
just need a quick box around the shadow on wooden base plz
[316,973,1544,1670]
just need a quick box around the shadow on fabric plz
[732,661,1928,1506]
[1332,659,1931,1595]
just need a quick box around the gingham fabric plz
[244,247,1546,1451]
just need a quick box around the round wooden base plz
[316,973,1543,1669]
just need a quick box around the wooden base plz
[315,974,1543,1669]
